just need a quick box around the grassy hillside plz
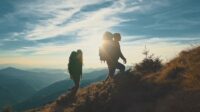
[150,46,200,90]
[29,46,200,112]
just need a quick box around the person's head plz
[77,49,83,64]
[113,33,121,41]
[77,49,82,57]
[103,31,113,41]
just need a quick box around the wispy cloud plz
[124,36,200,44]
[0,0,200,68]
[23,0,137,40]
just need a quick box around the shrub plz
[134,47,163,75]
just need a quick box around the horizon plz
[0,0,200,69]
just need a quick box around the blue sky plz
[0,0,200,69]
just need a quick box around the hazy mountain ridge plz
[14,70,107,111]
[0,67,107,111]
[0,67,68,110]
[0,67,67,91]
[31,46,200,112]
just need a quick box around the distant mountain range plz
[0,67,68,91]
[0,67,68,110]
[0,67,107,111]
[14,69,107,111]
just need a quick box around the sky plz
[0,0,200,69]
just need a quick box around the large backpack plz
[68,51,77,75]
[99,46,106,61]
[99,41,115,62]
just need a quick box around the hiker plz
[99,31,114,80]
[99,31,126,80]
[113,33,126,72]
[68,49,83,93]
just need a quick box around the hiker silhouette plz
[99,32,126,80]
[68,49,83,94]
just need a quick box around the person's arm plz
[118,44,127,64]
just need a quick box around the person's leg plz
[105,67,115,81]
[74,78,80,89]
[109,67,116,77]
[116,62,125,72]
[68,75,75,91]
[69,75,79,91]
[105,61,116,81]
[71,77,79,95]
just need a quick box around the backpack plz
[99,41,115,61]
[68,51,77,75]
[99,46,106,61]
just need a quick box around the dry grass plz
[29,46,200,112]
[151,46,200,90]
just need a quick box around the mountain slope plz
[151,46,200,90]
[0,78,36,111]
[15,69,107,111]
[15,79,73,111]
[30,46,200,112]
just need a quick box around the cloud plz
[20,0,104,40]
[1,0,199,50]
[0,0,200,68]
[123,36,200,45]
[8,0,142,41]
[114,0,200,37]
